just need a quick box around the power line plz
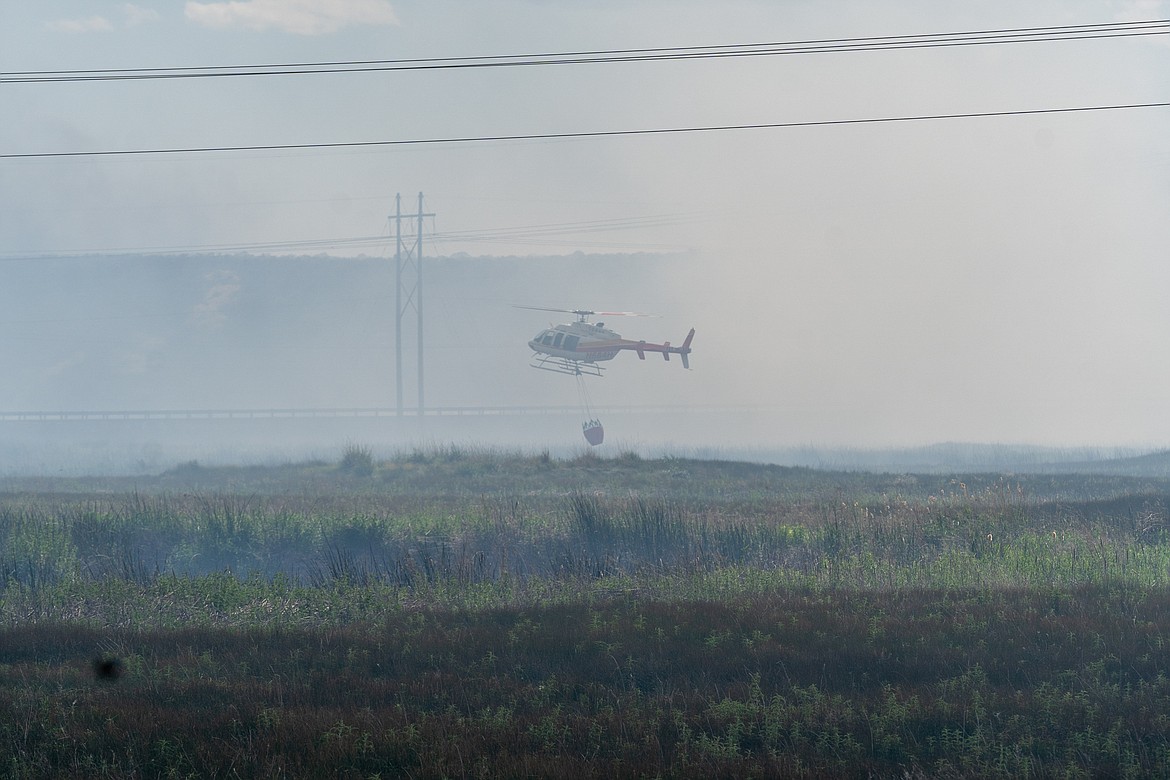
[3,101,1167,161]
[0,214,697,258]
[3,20,1167,83]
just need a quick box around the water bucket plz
[582,420,604,446]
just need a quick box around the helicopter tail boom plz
[625,329,694,368]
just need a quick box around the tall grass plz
[4,454,1170,777]
[1,463,1168,619]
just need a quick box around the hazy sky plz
[2,1,1169,449]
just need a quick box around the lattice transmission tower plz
[392,192,435,416]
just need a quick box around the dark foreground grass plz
[4,584,1169,778]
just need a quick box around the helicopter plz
[515,305,695,377]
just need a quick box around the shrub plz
[339,444,375,477]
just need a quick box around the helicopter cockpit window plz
[540,332,555,346]
[553,332,564,348]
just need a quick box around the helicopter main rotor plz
[512,304,656,323]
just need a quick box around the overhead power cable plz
[2,19,1167,83]
[3,101,1167,160]
[0,214,695,258]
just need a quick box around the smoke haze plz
[2,1,1169,470]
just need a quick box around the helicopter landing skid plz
[530,355,604,377]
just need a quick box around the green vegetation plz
[339,443,375,477]
[3,449,1170,777]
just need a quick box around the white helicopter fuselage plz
[528,321,623,364]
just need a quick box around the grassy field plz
[3,447,1170,777]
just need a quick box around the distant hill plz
[1035,448,1170,479]
[731,442,1170,478]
